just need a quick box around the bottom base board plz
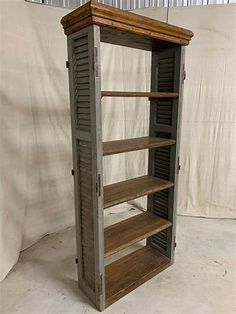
[105,245,171,307]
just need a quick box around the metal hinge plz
[71,169,74,176]
[66,61,69,69]
[177,157,181,174]
[97,274,103,295]
[96,174,101,196]
[182,65,186,83]
[174,236,177,250]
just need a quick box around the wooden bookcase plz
[61,1,193,311]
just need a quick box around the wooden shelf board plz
[104,175,173,209]
[105,212,171,257]
[105,245,171,307]
[101,91,178,98]
[103,136,175,156]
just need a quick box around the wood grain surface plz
[104,175,174,209]
[103,136,176,156]
[105,246,171,307]
[105,212,172,257]
[61,1,193,46]
[101,91,179,98]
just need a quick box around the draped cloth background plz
[0,0,235,281]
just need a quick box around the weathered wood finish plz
[147,46,185,261]
[103,136,176,156]
[67,26,105,310]
[105,246,171,307]
[61,1,193,47]
[101,91,178,98]
[104,175,174,209]
[62,2,192,310]
[105,212,171,257]
[100,26,167,51]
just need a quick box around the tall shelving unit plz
[61,1,193,311]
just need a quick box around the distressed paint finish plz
[147,46,185,262]
[62,2,192,309]
[67,25,105,310]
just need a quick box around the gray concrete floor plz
[0,215,235,314]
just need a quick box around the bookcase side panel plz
[147,46,185,262]
[67,25,105,311]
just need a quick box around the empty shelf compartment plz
[105,212,171,257]
[105,245,171,307]
[104,175,173,209]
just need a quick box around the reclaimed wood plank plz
[101,91,178,98]
[104,175,173,209]
[105,212,171,257]
[61,1,193,46]
[105,246,171,307]
[103,136,176,156]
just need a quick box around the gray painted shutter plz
[148,46,185,261]
[67,25,105,310]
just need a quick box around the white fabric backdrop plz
[0,0,235,281]
[133,4,236,218]
[0,0,74,281]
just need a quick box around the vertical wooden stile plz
[147,46,185,262]
[67,25,105,311]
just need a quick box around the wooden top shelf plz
[103,136,175,156]
[104,175,173,209]
[101,91,179,98]
[105,212,171,257]
[61,1,193,46]
[105,246,171,307]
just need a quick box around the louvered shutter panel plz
[67,25,105,310]
[148,46,185,260]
